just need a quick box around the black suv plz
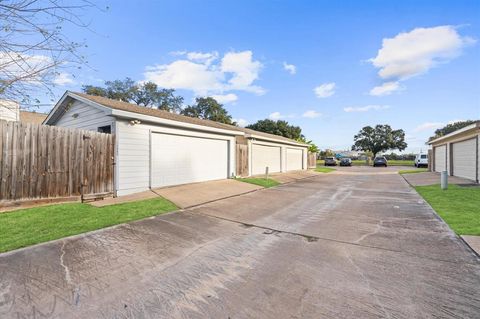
[339,158,352,166]
[373,156,388,167]
[324,157,337,166]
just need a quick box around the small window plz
[98,125,111,134]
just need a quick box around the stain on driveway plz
[0,167,479,318]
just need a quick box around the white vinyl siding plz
[115,119,235,196]
[151,133,229,188]
[251,143,281,175]
[434,145,447,173]
[452,138,477,181]
[286,148,303,171]
[55,100,113,131]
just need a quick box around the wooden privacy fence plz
[236,144,249,176]
[0,120,115,203]
[307,152,317,169]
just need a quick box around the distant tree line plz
[428,120,477,142]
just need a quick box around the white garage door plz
[434,145,447,172]
[286,148,303,171]
[151,133,229,188]
[452,138,477,181]
[252,144,281,175]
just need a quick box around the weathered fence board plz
[236,144,249,177]
[0,120,115,202]
[308,152,317,169]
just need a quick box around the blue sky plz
[42,0,480,152]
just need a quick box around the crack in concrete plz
[197,212,480,266]
[354,221,384,244]
[197,212,401,252]
[60,241,72,285]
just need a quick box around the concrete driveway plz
[1,167,479,318]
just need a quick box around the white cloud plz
[413,122,445,132]
[370,25,475,81]
[269,112,283,120]
[0,52,54,85]
[186,51,218,65]
[53,72,74,86]
[233,118,249,127]
[210,93,238,104]
[144,60,223,96]
[268,112,295,120]
[343,105,390,112]
[413,120,467,133]
[221,51,264,94]
[369,81,401,96]
[283,62,296,75]
[302,110,321,118]
[144,50,264,98]
[314,82,335,98]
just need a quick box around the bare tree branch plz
[0,0,102,108]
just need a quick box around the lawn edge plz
[399,174,480,261]
[0,208,181,257]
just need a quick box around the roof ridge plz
[69,91,308,146]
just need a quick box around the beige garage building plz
[429,121,479,183]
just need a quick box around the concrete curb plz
[400,174,480,261]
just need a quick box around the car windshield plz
[326,157,334,160]
[375,157,386,160]
[421,155,427,159]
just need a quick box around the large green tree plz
[428,120,477,142]
[82,78,184,112]
[352,124,407,159]
[246,119,304,140]
[181,97,234,125]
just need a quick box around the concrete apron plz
[151,179,263,208]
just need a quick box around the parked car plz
[414,153,428,167]
[339,157,352,166]
[324,157,337,166]
[373,156,388,167]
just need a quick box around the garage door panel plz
[434,145,446,172]
[452,139,476,180]
[286,148,303,171]
[252,144,281,175]
[151,133,229,188]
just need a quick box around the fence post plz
[265,166,269,180]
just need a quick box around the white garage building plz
[429,121,480,183]
[44,92,309,195]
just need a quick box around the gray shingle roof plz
[71,92,308,146]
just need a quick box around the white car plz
[414,153,428,167]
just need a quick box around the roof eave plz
[110,109,244,136]
[428,121,480,145]
[246,133,309,147]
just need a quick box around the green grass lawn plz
[315,167,336,173]
[0,197,177,253]
[236,177,280,188]
[415,184,480,235]
[399,168,429,174]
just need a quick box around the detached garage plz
[45,91,309,196]
[429,121,480,183]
